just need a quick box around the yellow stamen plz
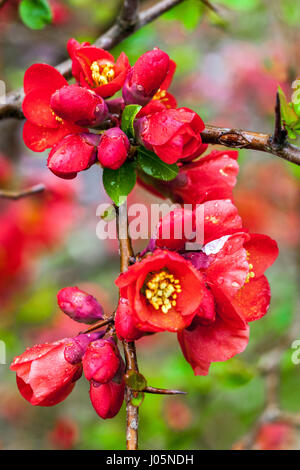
[142,269,182,314]
[90,61,115,87]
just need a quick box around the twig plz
[0,183,45,200]
[143,386,187,395]
[80,317,114,334]
[116,201,139,451]
[201,124,300,166]
[0,0,186,120]
[120,0,140,27]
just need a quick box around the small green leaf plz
[278,86,298,127]
[19,0,52,30]
[121,105,142,139]
[138,146,179,181]
[102,161,136,206]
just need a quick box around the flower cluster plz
[22,40,206,183]
[11,286,125,418]
[11,41,279,421]
[115,149,278,375]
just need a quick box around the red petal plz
[244,233,279,278]
[23,121,81,152]
[23,89,59,128]
[202,199,243,244]
[160,59,176,91]
[206,232,250,297]
[156,207,194,251]
[233,275,271,322]
[24,63,67,95]
[178,315,249,376]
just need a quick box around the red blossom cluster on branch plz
[10,38,280,449]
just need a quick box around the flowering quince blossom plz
[15,40,281,434]
[137,149,238,204]
[67,38,130,98]
[135,107,205,164]
[115,249,206,333]
[10,283,125,419]
[153,203,279,375]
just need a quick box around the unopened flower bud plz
[57,286,104,324]
[82,338,120,383]
[115,297,143,341]
[122,48,170,106]
[64,332,104,365]
[97,128,129,170]
[50,85,108,127]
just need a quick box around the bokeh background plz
[0,0,300,450]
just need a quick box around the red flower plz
[122,48,174,106]
[137,59,177,117]
[10,339,82,406]
[135,107,205,164]
[97,127,130,169]
[22,64,83,152]
[153,203,278,374]
[82,338,120,383]
[50,84,108,127]
[47,132,99,179]
[68,40,130,98]
[115,249,206,333]
[138,149,239,204]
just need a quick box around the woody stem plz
[115,201,139,451]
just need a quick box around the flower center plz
[90,61,115,87]
[153,89,167,102]
[245,251,255,283]
[143,269,182,314]
[51,111,63,123]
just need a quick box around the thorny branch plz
[116,201,139,450]
[201,124,300,166]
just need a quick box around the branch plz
[116,201,139,451]
[80,317,114,334]
[0,0,186,121]
[0,183,45,200]
[120,0,140,27]
[143,386,187,395]
[201,125,300,166]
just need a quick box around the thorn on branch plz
[0,183,45,200]
[273,91,288,146]
[143,386,187,395]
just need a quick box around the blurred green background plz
[0,0,299,450]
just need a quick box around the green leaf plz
[102,161,136,206]
[138,146,179,181]
[121,105,142,139]
[278,86,298,127]
[19,0,52,30]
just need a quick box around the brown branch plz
[143,386,187,395]
[116,201,139,451]
[201,124,300,166]
[80,317,114,334]
[120,0,140,27]
[0,183,45,200]
[0,0,186,121]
